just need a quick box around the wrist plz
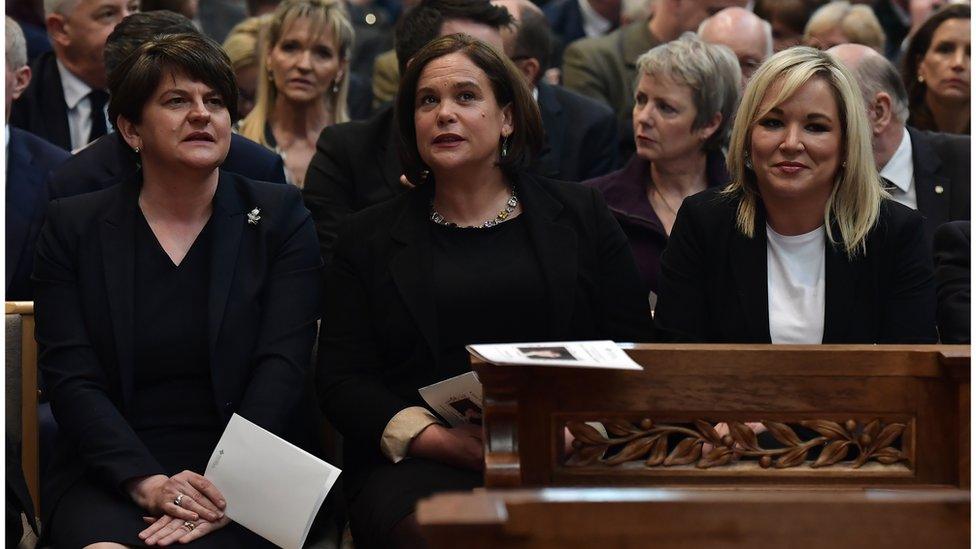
[126,474,167,507]
[408,422,447,459]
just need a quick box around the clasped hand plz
[409,422,485,471]
[126,471,229,545]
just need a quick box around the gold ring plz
[182,520,195,531]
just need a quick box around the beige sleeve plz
[380,406,440,463]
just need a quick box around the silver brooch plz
[247,208,261,226]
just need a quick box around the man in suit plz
[830,44,970,244]
[495,0,618,180]
[698,6,772,88]
[303,0,514,264]
[5,16,71,300]
[47,10,287,200]
[561,0,747,161]
[543,0,620,69]
[9,0,138,151]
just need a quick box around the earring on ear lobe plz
[134,146,140,154]
[501,135,510,158]
[917,74,925,83]
[744,152,753,170]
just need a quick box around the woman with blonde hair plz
[655,46,936,344]
[223,15,271,118]
[803,1,886,52]
[239,0,354,186]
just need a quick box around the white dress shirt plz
[879,127,916,210]
[56,60,111,152]
[578,0,612,38]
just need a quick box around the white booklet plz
[204,414,341,549]
[418,371,483,427]
[467,340,642,370]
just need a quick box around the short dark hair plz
[104,10,197,77]
[511,7,551,82]
[108,33,240,129]
[901,3,970,129]
[395,33,544,184]
[394,0,513,74]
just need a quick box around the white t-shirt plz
[766,224,826,344]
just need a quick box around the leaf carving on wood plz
[563,417,910,470]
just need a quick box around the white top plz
[879,127,916,210]
[56,60,111,152]
[577,0,612,38]
[766,224,826,344]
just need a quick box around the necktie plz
[87,90,109,144]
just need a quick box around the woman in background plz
[223,15,271,118]
[803,1,886,52]
[239,0,355,186]
[902,3,970,135]
[583,33,740,301]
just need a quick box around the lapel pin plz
[934,185,944,195]
[247,208,261,226]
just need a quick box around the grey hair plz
[44,0,80,15]
[848,52,910,124]
[634,32,742,150]
[6,17,28,69]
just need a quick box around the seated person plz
[933,220,970,344]
[655,46,937,344]
[802,1,886,52]
[317,34,653,548]
[584,33,739,300]
[34,33,322,548]
[47,10,286,201]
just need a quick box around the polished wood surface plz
[418,487,970,548]
[6,301,39,516]
[472,345,970,489]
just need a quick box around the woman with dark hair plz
[34,33,322,548]
[656,47,936,344]
[901,3,970,134]
[318,33,652,548]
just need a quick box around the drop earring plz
[134,146,141,154]
[744,152,753,170]
[501,135,510,157]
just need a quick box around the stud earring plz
[917,74,924,83]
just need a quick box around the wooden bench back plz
[5,301,39,516]
[473,344,970,489]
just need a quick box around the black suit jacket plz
[536,81,617,182]
[9,51,72,151]
[655,189,937,343]
[48,132,287,200]
[33,171,323,521]
[543,0,586,67]
[6,128,70,300]
[317,173,653,495]
[907,127,971,244]
[933,220,970,344]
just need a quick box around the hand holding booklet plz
[204,414,341,549]
[466,340,642,370]
[418,371,483,427]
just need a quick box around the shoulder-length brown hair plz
[395,33,544,185]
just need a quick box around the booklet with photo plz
[418,371,483,427]
[204,414,342,549]
[467,340,642,370]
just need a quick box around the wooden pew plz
[418,487,969,548]
[417,345,970,547]
[5,301,40,517]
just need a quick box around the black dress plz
[48,212,274,548]
[348,216,551,547]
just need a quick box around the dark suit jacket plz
[873,0,909,62]
[536,81,617,181]
[655,189,938,343]
[302,104,402,265]
[9,51,72,151]
[6,128,70,300]
[33,171,323,522]
[907,127,971,244]
[48,132,287,200]
[317,173,653,496]
[933,220,970,344]
[544,0,586,67]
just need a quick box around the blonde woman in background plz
[239,0,354,186]
[803,1,886,52]
[223,15,272,118]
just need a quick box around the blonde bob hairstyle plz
[723,46,884,258]
[803,1,886,53]
[239,0,354,147]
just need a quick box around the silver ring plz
[182,520,195,531]
[174,493,185,507]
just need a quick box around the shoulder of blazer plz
[872,198,926,245]
[319,104,393,146]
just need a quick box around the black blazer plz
[48,132,287,200]
[302,104,406,265]
[536,81,618,182]
[32,171,323,521]
[908,127,971,244]
[933,220,970,344]
[6,128,70,300]
[9,51,72,151]
[317,173,653,495]
[655,189,937,343]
